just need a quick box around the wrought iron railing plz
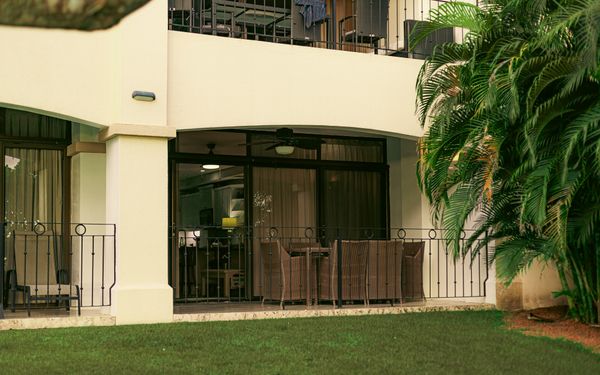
[168,0,472,58]
[170,225,490,308]
[0,222,116,318]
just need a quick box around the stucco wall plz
[0,0,168,128]
[168,31,424,137]
[522,260,566,309]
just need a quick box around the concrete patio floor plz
[0,299,494,330]
[173,299,494,323]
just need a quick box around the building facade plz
[0,0,561,324]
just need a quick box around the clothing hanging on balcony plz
[295,0,326,29]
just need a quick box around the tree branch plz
[0,0,151,30]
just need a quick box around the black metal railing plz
[169,225,489,308]
[0,222,116,317]
[168,0,469,58]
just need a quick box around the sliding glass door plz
[172,163,248,301]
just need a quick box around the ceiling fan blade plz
[237,140,277,146]
[265,142,286,151]
[294,138,325,150]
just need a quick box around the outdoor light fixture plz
[203,143,220,170]
[131,90,156,102]
[275,145,294,155]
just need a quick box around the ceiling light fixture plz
[203,143,220,170]
[131,90,156,102]
[275,145,294,155]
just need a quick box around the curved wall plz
[0,0,423,139]
[0,0,168,128]
[168,32,424,138]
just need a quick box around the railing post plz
[331,0,337,50]
[336,228,342,308]
[483,230,489,297]
[0,222,5,319]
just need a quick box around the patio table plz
[288,246,330,306]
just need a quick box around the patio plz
[0,298,491,331]
[173,299,494,322]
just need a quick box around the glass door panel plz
[174,163,247,302]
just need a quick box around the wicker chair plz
[402,241,425,301]
[367,240,403,303]
[260,240,309,308]
[319,240,369,306]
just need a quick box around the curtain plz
[321,139,382,162]
[4,148,63,229]
[4,108,67,139]
[252,167,316,296]
[252,167,316,240]
[322,169,383,240]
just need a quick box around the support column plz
[104,128,174,324]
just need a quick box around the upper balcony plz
[168,0,462,58]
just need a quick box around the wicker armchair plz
[367,240,403,303]
[402,241,425,301]
[319,240,369,306]
[260,240,309,308]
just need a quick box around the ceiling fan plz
[243,128,325,155]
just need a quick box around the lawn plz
[0,310,598,374]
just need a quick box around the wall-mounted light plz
[275,145,294,155]
[132,90,156,102]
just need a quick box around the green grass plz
[0,310,598,374]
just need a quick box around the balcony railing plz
[170,226,490,307]
[0,222,116,318]
[168,0,470,58]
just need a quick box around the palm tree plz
[412,0,600,323]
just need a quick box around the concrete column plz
[71,150,108,308]
[105,132,173,324]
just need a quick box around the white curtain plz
[4,148,63,228]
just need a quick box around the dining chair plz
[260,240,309,309]
[318,240,369,306]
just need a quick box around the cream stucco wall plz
[387,137,425,228]
[0,0,168,128]
[168,31,423,137]
[522,260,566,309]
[496,260,565,311]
